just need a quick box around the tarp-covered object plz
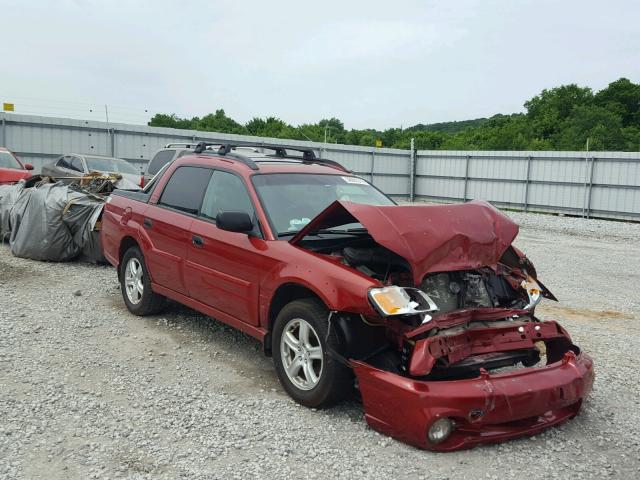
[63,195,106,263]
[0,182,24,239]
[9,182,105,262]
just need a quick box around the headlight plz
[368,286,438,317]
[427,417,454,444]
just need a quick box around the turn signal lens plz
[369,286,412,316]
[427,417,454,444]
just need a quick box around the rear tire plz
[120,246,165,316]
[272,298,353,408]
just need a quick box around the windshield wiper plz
[277,231,299,237]
[315,228,369,235]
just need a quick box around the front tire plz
[272,299,353,408]
[120,246,165,316]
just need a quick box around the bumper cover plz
[352,351,594,451]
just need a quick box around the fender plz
[258,249,381,328]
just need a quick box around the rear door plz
[143,166,212,294]
[185,169,267,326]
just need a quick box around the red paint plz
[353,351,594,451]
[101,151,594,451]
[291,199,519,284]
[408,320,566,376]
[0,147,32,185]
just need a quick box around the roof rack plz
[194,142,259,170]
[193,142,349,172]
[164,142,201,149]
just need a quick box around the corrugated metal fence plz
[2,113,639,221]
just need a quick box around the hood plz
[0,167,31,184]
[113,172,142,190]
[290,200,519,285]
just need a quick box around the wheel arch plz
[118,236,140,279]
[264,283,327,357]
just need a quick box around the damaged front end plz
[291,200,594,451]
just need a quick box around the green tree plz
[148,113,197,129]
[147,78,640,152]
[195,109,246,134]
[594,78,640,127]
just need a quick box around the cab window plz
[200,170,254,221]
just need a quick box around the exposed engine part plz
[421,273,459,312]
[420,270,527,314]
[463,272,492,308]
[343,246,406,268]
[342,246,410,281]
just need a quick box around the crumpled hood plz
[290,200,519,285]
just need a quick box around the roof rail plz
[164,142,202,149]
[194,142,259,170]
[193,142,349,172]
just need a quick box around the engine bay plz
[299,232,573,382]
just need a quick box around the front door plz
[185,169,266,326]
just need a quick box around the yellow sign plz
[375,139,382,148]
[3,103,14,112]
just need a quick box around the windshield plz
[0,151,22,169]
[252,173,394,236]
[85,156,139,175]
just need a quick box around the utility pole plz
[104,104,110,124]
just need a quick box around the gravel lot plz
[1,211,639,479]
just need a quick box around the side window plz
[70,156,84,172]
[159,166,212,215]
[56,156,71,169]
[148,150,175,175]
[201,170,254,221]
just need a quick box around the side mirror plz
[24,163,34,170]
[216,211,253,233]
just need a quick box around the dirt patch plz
[537,304,634,321]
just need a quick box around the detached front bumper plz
[352,351,594,451]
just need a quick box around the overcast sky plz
[1,0,639,129]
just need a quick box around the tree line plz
[148,78,640,151]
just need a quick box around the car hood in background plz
[290,200,519,284]
[0,167,32,184]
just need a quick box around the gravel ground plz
[1,211,639,479]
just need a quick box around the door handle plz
[143,218,153,229]
[192,235,204,248]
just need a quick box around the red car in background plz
[0,147,33,184]
[101,142,594,451]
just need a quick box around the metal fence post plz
[523,155,532,211]
[463,155,471,202]
[586,157,596,219]
[582,154,589,218]
[370,151,375,184]
[409,138,416,202]
[110,128,116,157]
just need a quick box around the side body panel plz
[185,219,270,326]
[141,204,193,295]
